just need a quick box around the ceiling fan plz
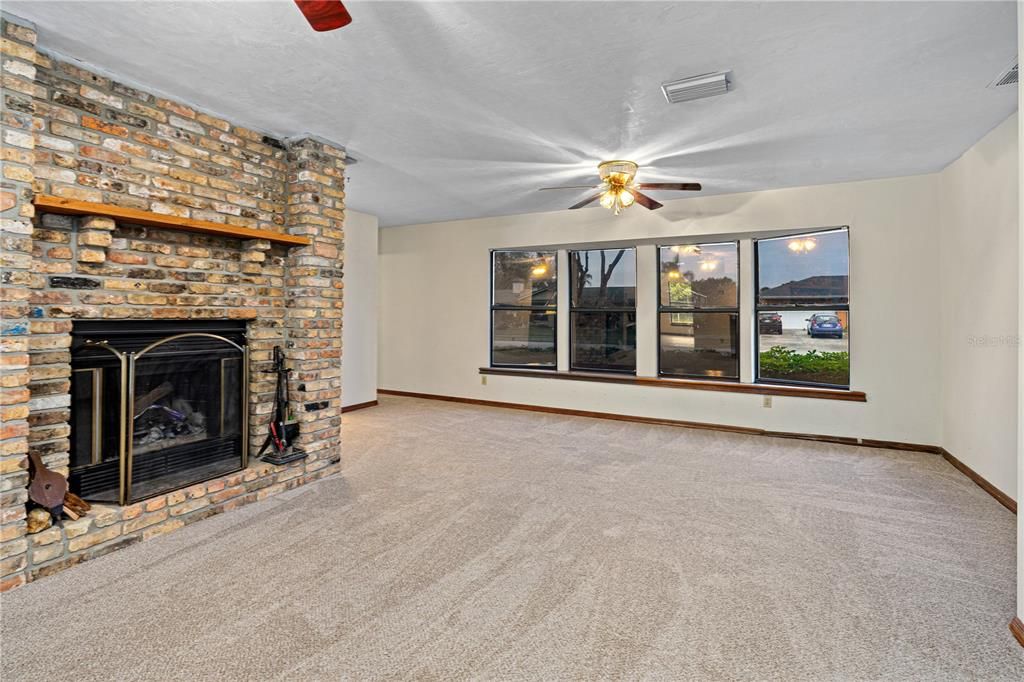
[294,0,353,31]
[540,161,701,215]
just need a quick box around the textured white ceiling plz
[5,1,1019,227]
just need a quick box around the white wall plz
[939,113,1020,501]
[380,174,946,446]
[1016,0,1022,630]
[341,209,379,408]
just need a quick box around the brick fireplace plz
[70,319,250,504]
[0,15,346,590]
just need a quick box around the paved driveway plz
[761,329,847,352]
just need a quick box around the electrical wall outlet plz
[762,395,772,408]
[481,375,487,386]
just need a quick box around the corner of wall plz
[935,108,1019,503]
[340,209,380,407]
[1015,0,1023,628]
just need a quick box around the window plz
[755,228,850,388]
[490,250,557,368]
[658,242,739,380]
[569,248,636,372]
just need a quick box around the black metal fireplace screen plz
[69,321,248,504]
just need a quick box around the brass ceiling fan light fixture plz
[540,161,702,215]
[596,160,638,215]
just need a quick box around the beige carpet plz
[2,395,1021,680]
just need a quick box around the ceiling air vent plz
[661,71,731,104]
[988,59,1018,88]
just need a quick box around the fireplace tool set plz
[258,345,307,465]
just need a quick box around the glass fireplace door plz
[71,322,248,505]
[69,345,126,504]
[127,334,247,502]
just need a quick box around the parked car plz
[806,314,843,338]
[758,312,783,335]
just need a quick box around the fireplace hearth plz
[70,321,248,504]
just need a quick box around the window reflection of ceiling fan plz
[294,0,353,31]
[540,161,702,215]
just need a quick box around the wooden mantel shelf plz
[33,195,311,246]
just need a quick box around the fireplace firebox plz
[69,321,248,504]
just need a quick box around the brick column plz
[0,16,40,590]
[283,137,345,470]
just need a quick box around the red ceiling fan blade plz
[294,0,353,31]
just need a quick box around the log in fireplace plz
[69,321,248,504]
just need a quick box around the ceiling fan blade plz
[569,193,603,210]
[632,191,664,211]
[294,0,352,31]
[635,182,702,191]
[538,185,602,191]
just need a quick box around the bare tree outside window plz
[569,249,636,372]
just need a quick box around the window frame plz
[489,249,558,370]
[568,247,638,375]
[753,227,851,390]
[656,240,741,381]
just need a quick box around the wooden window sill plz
[479,367,866,402]
[34,195,311,246]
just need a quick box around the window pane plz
[492,251,556,307]
[757,310,849,387]
[757,229,849,307]
[491,310,556,366]
[659,312,738,379]
[570,249,636,308]
[659,243,738,309]
[571,311,636,372]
